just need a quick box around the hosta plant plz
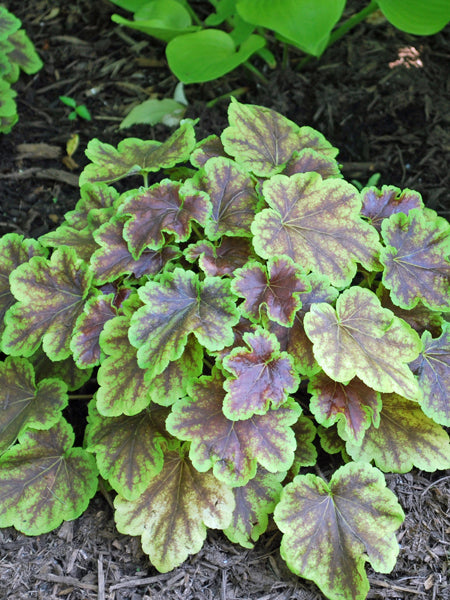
[1,100,449,600]
[0,6,43,133]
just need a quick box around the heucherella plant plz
[0,6,43,133]
[1,100,449,600]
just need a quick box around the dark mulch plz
[0,1,449,599]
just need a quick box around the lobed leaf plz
[5,29,43,75]
[114,443,235,572]
[231,256,310,326]
[252,172,381,287]
[380,208,450,311]
[190,134,228,168]
[30,351,92,392]
[2,248,94,361]
[304,287,422,400]
[0,356,68,455]
[39,225,100,264]
[409,323,450,426]
[166,370,300,486]
[283,148,342,180]
[0,7,21,41]
[0,419,98,535]
[290,415,318,474]
[360,185,423,231]
[185,237,253,276]
[345,393,450,472]
[129,268,239,379]
[65,183,119,230]
[274,462,404,600]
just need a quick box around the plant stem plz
[69,394,93,400]
[206,87,248,107]
[243,60,269,84]
[142,172,149,187]
[181,0,202,25]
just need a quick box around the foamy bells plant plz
[0,100,449,600]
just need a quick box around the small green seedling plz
[59,96,92,121]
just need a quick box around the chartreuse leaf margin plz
[1,100,449,600]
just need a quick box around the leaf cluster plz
[108,0,450,84]
[0,6,43,134]
[0,99,449,600]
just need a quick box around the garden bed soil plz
[0,1,449,599]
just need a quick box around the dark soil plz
[0,1,449,599]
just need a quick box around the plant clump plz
[0,100,449,600]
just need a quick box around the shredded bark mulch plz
[0,1,449,599]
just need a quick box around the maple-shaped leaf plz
[65,183,119,230]
[318,424,346,455]
[231,256,310,326]
[91,219,180,284]
[222,329,299,420]
[166,370,300,486]
[184,237,253,276]
[86,400,167,500]
[274,462,404,600]
[360,185,423,231]
[409,323,450,426]
[296,125,339,159]
[129,268,239,379]
[39,224,100,264]
[214,316,256,362]
[71,293,117,368]
[221,99,301,177]
[380,208,450,311]
[190,134,229,168]
[0,356,68,455]
[118,179,210,257]
[283,148,342,180]
[345,393,450,472]
[304,287,422,400]
[308,373,381,445]
[223,468,285,548]
[79,119,197,185]
[252,172,381,287]
[187,156,261,240]
[114,442,234,572]
[0,233,46,339]
[97,315,153,416]
[290,415,318,475]
[30,350,92,391]
[2,248,94,360]
[268,273,339,377]
[149,338,203,406]
[0,419,98,535]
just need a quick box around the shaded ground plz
[0,1,449,599]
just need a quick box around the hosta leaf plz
[190,134,228,168]
[223,329,299,420]
[231,256,310,326]
[118,179,210,257]
[129,268,239,379]
[86,401,167,500]
[149,338,203,406]
[283,148,342,180]
[71,293,117,368]
[2,248,94,360]
[65,183,119,230]
[345,394,450,472]
[187,157,260,240]
[252,172,381,287]
[268,272,339,376]
[291,415,318,474]
[91,219,180,284]
[221,99,302,177]
[0,356,68,455]
[0,419,98,535]
[0,233,46,339]
[39,225,100,263]
[114,443,234,572]
[360,185,423,231]
[166,370,300,486]
[223,468,285,548]
[274,462,404,600]
[97,315,153,416]
[380,208,450,311]
[304,287,422,400]
[409,323,450,426]
[79,119,197,185]
[185,237,253,276]
[308,373,381,445]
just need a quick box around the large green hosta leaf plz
[345,393,450,472]
[2,248,94,360]
[114,442,234,572]
[129,268,239,379]
[304,287,422,400]
[0,356,68,455]
[0,419,98,535]
[252,172,381,287]
[274,462,404,600]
